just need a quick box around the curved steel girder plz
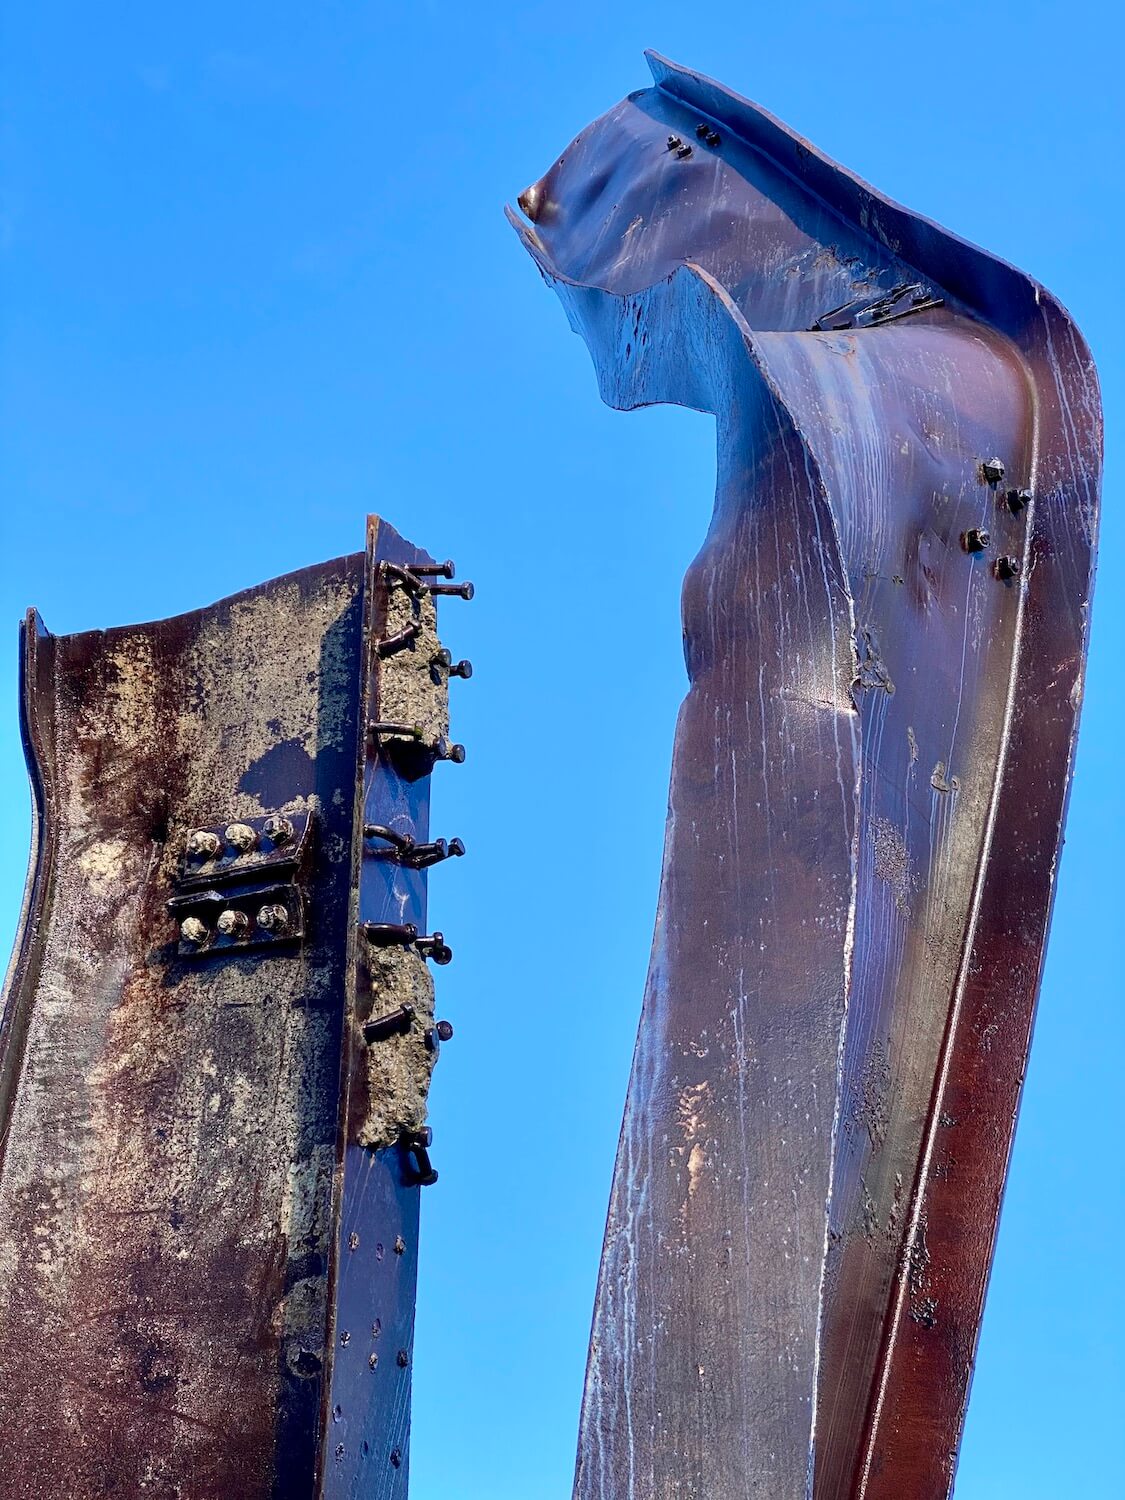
[512,51,1100,1500]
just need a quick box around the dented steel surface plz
[512,53,1101,1499]
[0,517,464,1497]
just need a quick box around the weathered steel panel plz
[0,516,466,1497]
[512,51,1100,1499]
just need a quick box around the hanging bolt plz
[425,581,474,600]
[216,908,250,937]
[425,1020,454,1053]
[993,555,1021,581]
[415,932,453,965]
[363,823,416,856]
[376,620,422,657]
[363,921,418,947]
[402,1127,438,1186]
[981,456,1006,484]
[409,559,456,579]
[381,561,424,596]
[186,830,222,861]
[1006,487,1032,513]
[961,527,990,553]
[263,815,294,845]
[406,836,465,868]
[180,916,209,946]
[225,822,258,853]
[432,648,473,679]
[363,1004,417,1044]
[257,903,289,934]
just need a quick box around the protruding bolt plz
[402,1127,438,1186]
[348,1231,359,1251]
[376,621,422,657]
[415,931,453,966]
[369,720,425,742]
[363,1003,417,1044]
[263,815,294,845]
[1007,487,1032,513]
[225,822,258,853]
[706,130,721,146]
[368,1352,378,1369]
[426,581,474,600]
[695,122,709,138]
[676,144,693,159]
[256,903,289,934]
[436,740,466,764]
[667,134,682,151]
[396,1349,410,1368]
[961,527,990,553]
[432,648,473,679]
[390,1448,403,1468]
[409,559,456,579]
[216,908,250,937]
[186,830,222,861]
[363,921,418,947]
[425,1020,454,1053]
[993,555,1022,581]
[381,560,423,596]
[406,835,465,868]
[981,456,1006,484]
[180,916,210,946]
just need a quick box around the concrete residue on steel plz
[512,50,1100,1500]
[0,515,460,1499]
[355,948,437,1151]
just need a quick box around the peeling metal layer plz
[0,516,459,1497]
[512,51,1100,1500]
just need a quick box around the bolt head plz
[225,822,258,853]
[452,658,473,679]
[981,456,1006,484]
[186,830,222,861]
[435,1020,454,1043]
[994,556,1022,581]
[216,908,250,937]
[1007,487,1032,513]
[445,742,466,764]
[962,528,990,553]
[180,916,209,946]
[256,903,289,934]
[263,815,294,845]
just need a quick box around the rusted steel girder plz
[512,52,1101,1499]
[0,517,471,1497]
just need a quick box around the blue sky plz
[1,3,1121,1496]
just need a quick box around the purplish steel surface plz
[512,51,1101,1500]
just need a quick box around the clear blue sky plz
[1,3,1121,1496]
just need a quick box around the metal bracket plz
[169,809,313,956]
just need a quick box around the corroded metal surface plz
[512,52,1100,1499]
[0,517,465,1497]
